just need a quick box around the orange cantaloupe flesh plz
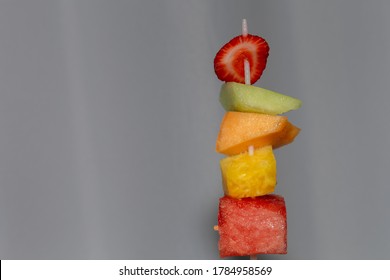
[216,112,300,155]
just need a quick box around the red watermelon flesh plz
[218,195,287,257]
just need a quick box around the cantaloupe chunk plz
[220,146,276,199]
[216,112,300,155]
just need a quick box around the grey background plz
[0,0,389,259]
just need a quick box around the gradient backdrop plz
[1,0,390,259]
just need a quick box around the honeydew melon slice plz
[220,82,302,115]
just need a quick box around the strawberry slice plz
[214,34,269,84]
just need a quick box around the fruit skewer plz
[215,19,268,260]
[214,19,302,258]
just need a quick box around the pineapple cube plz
[220,145,276,198]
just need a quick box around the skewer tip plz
[242,19,248,37]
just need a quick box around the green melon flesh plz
[220,82,302,115]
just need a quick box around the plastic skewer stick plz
[242,18,248,36]
[250,254,258,260]
[242,18,257,261]
[242,19,255,157]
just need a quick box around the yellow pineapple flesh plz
[220,145,276,198]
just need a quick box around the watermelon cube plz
[218,195,287,257]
